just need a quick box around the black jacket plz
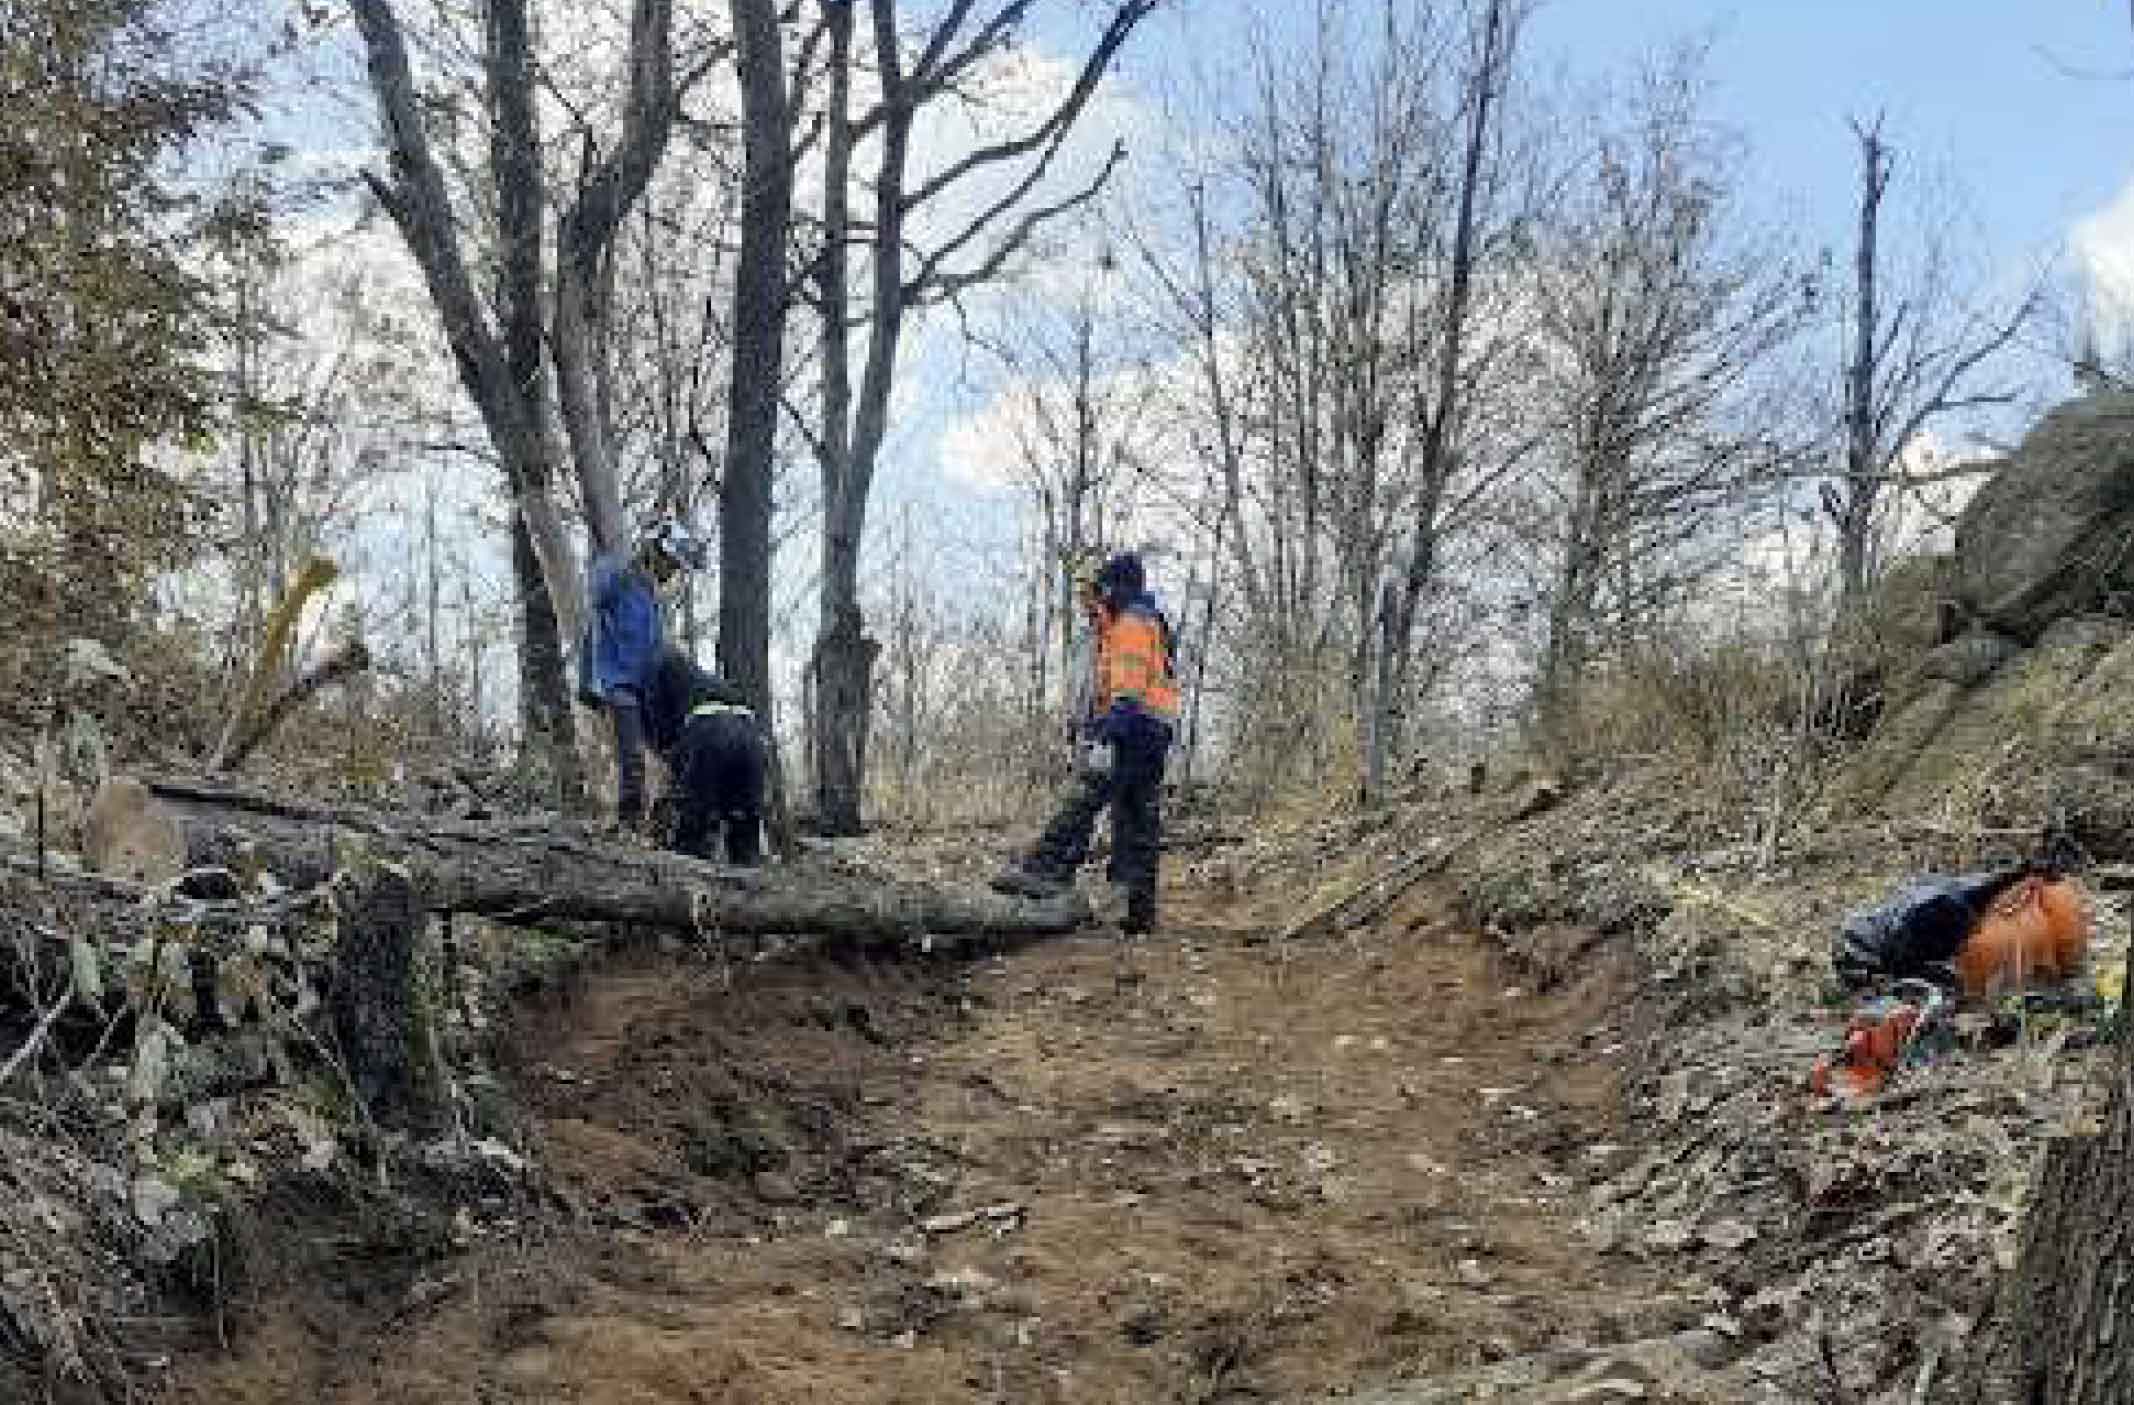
[642,647,752,758]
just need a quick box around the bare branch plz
[915,0,1028,93]
[910,139,1127,303]
[898,0,1153,216]
[912,0,996,83]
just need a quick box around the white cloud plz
[2073,177,2134,326]
[937,393,1027,493]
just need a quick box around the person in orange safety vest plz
[992,551,1178,933]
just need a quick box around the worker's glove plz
[1080,738,1114,778]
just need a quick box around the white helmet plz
[644,518,707,572]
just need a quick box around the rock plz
[1952,392,2134,640]
[1644,1220,1695,1252]
[1656,1071,1693,1123]
[921,1202,1023,1235]
[1698,1218,1757,1251]
[1457,1258,1494,1288]
[1673,1327,1736,1370]
[1510,776,1564,821]
[1920,630,2022,687]
[1268,1094,1308,1123]
[1700,1312,1743,1339]
[878,1238,926,1266]
[924,1267,998,1306]
[1577,1215,1622,1254]
[1740,1285,1798,1338]
[64,637,131,687]
[1301,1142,1341,1176]
[82,775,186,885]
[469,1137,526,1176]
[130,1175,180,1228]
[1561,1381,1646,1401]
[141,1208,212,1265]
[922,1208,982,1234]
[751,1170,800,1204]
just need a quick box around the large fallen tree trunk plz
[97,775,1089,940]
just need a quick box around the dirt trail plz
[170,879,1680,1404]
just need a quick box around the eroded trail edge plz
[170,888,1679,1404]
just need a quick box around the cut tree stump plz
[332,862,435,1122]
[96,775,1090,943]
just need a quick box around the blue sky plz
[1520,0,2134,271]
[917,0,2134,507]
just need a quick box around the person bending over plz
[642,646,767,866]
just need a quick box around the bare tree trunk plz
[719,0,789,718]
[809,0,902,836]
[513,506,583,803]
[1836,115,1889,615]
[1536,467,1603,748]
[553,0,676,557]
[1822,112,2031,625]
[1367,0,1510,804]
[1180,509,1225,794]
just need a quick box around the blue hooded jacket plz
[585,549,663,699]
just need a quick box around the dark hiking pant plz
[671,711,767,866]
[1026,734,1167,926]
[608,687,648,827]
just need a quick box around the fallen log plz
[91,775,1090,940]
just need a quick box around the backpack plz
[1832,869,2027,989]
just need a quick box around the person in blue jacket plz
[581,518,706,832]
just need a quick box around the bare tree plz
[1125,0,1534,801]
[1823,112,2034,614]
[1525,51,1812,741]
[805,0,1156,835]
[985,264,1156,719]
[1366,0,1524,803]
[346,0,586,795]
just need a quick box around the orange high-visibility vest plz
[1095,605,1180,723]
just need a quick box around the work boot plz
[1094,882,1132,927]
[991,864,1067,899]
[1122,889,1157,937]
